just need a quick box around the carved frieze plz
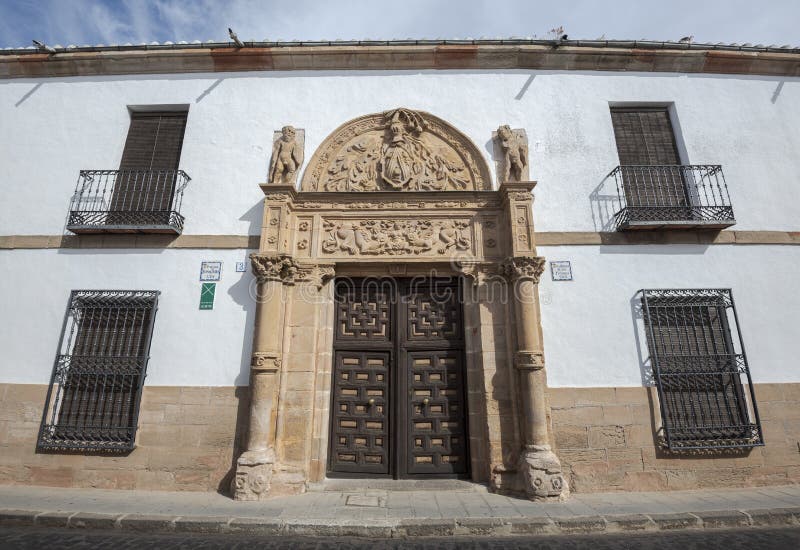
[320,218,472,256]
[251,351,282,372]
[301,108,492,192]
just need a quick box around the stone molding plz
[250,351,282,373]
[301,108,492,192]
[514,350,545,371]
[501,256,546,283]
[519,445,569,501]
[4,232,799,250]
[2,44,798,79]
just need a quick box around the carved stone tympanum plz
[269,126,304,184]
[493,125,529,183]
[301,108,492,192]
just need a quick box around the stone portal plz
[232,108,567,501]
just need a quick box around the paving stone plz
[0,510,36,526]
[744,507,800,526]
[605,514,655,531]
[173,515,231,533]
[345,495,381,507]
[509,518,556,535]
[454,517,510,536]
[692,510,751,529]
[68,512,120,529]
[649,512,702,530]
[227,517,283,535]
[35,511,73,527]
[398,518,456,537]
[554,515,607,534]
[118,513,176,531]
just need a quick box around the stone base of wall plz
[0,384,247,493]
[2,382,798,495]
[550,384,800,493]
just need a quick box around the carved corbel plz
[501,256,546,284]
[250,253,299,285]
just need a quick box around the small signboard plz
[199,283,216,310]
[235,261,247,273]
[550,261,573,281]
[200,261,222,281]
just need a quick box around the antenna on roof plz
[228,28,244,49]
[32,40,56,54]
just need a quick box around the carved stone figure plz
[268,126,304,184]
[493,125,529,183]
[301,108,492,191]
[320,218,471,256]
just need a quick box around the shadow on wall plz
[240,201,263,237]
[629,293,655,387]
[589,171,623,232]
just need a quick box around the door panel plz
[328,277,469,478]
[406,350,468,475]
[329,351,390,474]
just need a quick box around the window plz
[608,107,735,230]
[37,290,159,452]
[108,110,188,226]
[67,109,191,234]
[640,289,763,451]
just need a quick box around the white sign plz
[200,261,223,282]
[550,261,573,281]
[235,261,247,273]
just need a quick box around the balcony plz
[609,165,735,231]
[67,170,190,234]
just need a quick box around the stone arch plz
[300,108,492,192]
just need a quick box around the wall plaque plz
[200,261,223,281]
[550,261,573,281]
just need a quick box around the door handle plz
[422,398,429,405]
[368,398,375,406]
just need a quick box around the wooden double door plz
[328,278,469,478]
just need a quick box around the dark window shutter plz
[38,291,159,452]
[641,290,763,450]
[611,108,686,208]
[610,108,680,165]
[110,111,187,222]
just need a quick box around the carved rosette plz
[519,445,569,501]
[502,256,546,284]
[250,351,281,373]
[514,350,545,371]
[250,254,299,285]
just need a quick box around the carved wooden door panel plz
[329,278,468,478]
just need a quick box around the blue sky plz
[1,0,798,49]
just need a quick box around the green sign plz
[199,283,216,310]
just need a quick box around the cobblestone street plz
[1,526,799,549]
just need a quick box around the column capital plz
[250,253,299,285]
[501,255,546,284]
[295,262,336,290]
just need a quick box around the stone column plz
[503,256,569,501]
[232,253,297,501]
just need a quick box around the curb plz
[1,507,798,537]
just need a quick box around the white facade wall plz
[1,70,799,235]
[0,244,797,387]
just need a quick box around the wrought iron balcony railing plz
[67,169,190,234]
[609,165,735,230]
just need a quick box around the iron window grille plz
[609,165,736,230]
[37,290,159,453]
[67,169,190,234]
[640,289,763,451]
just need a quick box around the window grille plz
[640,289,763,451]
[37,290,159,452]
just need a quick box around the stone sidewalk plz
[0,481,799,538]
